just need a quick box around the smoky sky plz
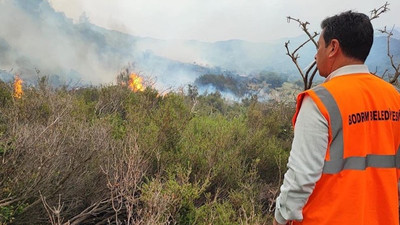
[48,0,399,42]
[0,0,130,84]
[0,0,399,90]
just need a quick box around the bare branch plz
[68,199,112,225]
[307,65,318,90]
[285,2,393,90]
[370,2,390,20]
[285,39,318,90]
[285,16,319,90]
[379,26,400,84]
[292,33,319,56]
[40,193,65,225]
[285,41,305,80]
[0,196,23,207]
[287,16,318,47]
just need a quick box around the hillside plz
[0,0,399,93]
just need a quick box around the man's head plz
[315,11,373,77]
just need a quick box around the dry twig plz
[285,17,319,90]
[370,2,390,20]
[285,2,395,90]
[378,26,400,84]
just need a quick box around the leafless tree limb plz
[285,17,319,90]
[378,26,400,84]
[370,2,390,20]
[41,193,65,225]
[0,196,24,207]
[287,17,319,47]
[41,192,115,225]
[286,2,395,90]
[68,199,112,225]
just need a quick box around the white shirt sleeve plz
[274,95,329,224]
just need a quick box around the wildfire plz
[13,76,23,99]
[128,73,145,92]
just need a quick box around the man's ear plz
[328,39,340,57]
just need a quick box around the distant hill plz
[367,36,400,74]
[0,0,399,92]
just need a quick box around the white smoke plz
[0,0,128,85]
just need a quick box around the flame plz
[13,76,23,99]
[128,73,145,92]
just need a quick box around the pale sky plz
[48,0,399,42]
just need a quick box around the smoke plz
[0,0,227,90]
[0,0,130,85]
[134,39,210,66]
[2,0,398,93]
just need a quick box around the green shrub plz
[195,200,238,225]
[176,114,252,199]
[0,81,12,107]
[0,81,293,224]
[0,203,26,224]
[140,166,209,224]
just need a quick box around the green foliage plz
[187,84,198,101]
[0,80,294,224]
[178,114,247,192]
[0,203,26,224]
[153,93,191,153]
[197,91,227,115]
[194,71,290,99]
[256,71,288,89]
[0,81,12,108]
[244,99,293,183]
[195,74,247,97]
[109,114,127,139]
[141,166,209,224]
[195,200,237,225]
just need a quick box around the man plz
[273,11,400,225]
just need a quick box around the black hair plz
[321,11,373,62]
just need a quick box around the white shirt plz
[274,65,370,224]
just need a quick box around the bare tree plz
[285,2,398,90]
[284,17,318,90]
[378,26,400,84]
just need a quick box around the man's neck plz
[330,56,364,73]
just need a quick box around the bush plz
[0,81,291,224]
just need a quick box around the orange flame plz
[128,73,145,92]
[13,76,23,99]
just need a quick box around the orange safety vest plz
[291,73,400,225]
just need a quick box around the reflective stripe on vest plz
[313,85,400,174]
